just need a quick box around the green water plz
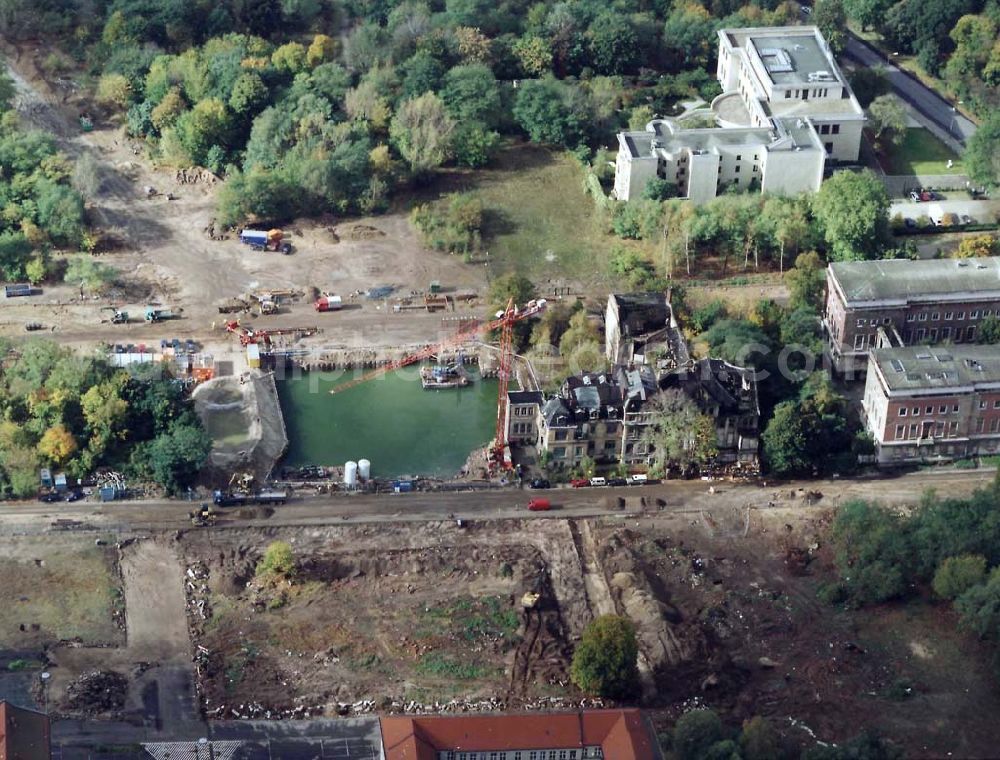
[276,367,499,478]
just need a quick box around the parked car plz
[961,214,973,225]
[628,474,649,485]
[39,492,62,503]
[64,490,84,502]
[608,477,628,487]
[570,478,590,488]
[909,191,921,202]
[904,217,917,229]
[589,477,607,487]
[529,478,551,489]
[527,498,552,512]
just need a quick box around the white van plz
[627,474,648,485]
[589,477,607,487]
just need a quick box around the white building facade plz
[614,25,866,205]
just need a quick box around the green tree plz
[642,177,678,201]
[964,112,1000,188]
[643,389,719,472]
[761,195,813,273]
[441,64,501,127]
[143,422,212,495]
[257,541,297,579]
[844,0,895,30]
[228,72,268,115]
[451,123,499,168]
[812,170,889,261]
[513,77,590,147]
[977,314,1000,344]
[513,34,553,76]
[673,710,725,760]
[0,68,15,112]
[662,4,716,70]
[390,92,455,177]
[151,87,188,132]
[933,555,988,600]
[587,12,638,74]
[172,98,232,167]
[569,614,640,699]
[830,500,915,605]
[813,0,848,54]
[955,567,1000,639]
[400,50,445,100]
[868,95,908,147]
[763,373,855,476]
[786,251,826,311]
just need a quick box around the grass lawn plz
[0,540,121,649]
[452,143,641,285]
[884,128,963,175]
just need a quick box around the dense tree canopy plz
[0,340,211,497]
[569,614,640,699]
[812,170,890,261]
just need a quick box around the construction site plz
[3,469,1000,757]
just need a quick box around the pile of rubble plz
[62,670,128,714]
[175,167,219,185]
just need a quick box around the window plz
[942,327,952,339]
[972,310,979,319]
[926,406,933,415]
[993,400,1000,409]
[820,124,830,134]
[958,312,966,320]
[560,753,568,760]
[932,312,940,321]
[945,312,953,320]
[918,313,927,321]
[870,318,879,327]
[899,407,907,416]
[857,318,865,327]
[784,90,792,98]
[910,423,918,437]
[992,418,1000,433]
[883,317,891,325]
[977,417,986,433]
[832,124,840,134]
[980,400,988,410]
[930,328,938,341]
[825,141,833,153]
[491,753,498,760]
[904,313,915,323]
[555,430,567,441]
[736,154,742,160]
[735,165,740,173]
[968,326,977,341]
[951,421,959,435]
[936,422,945,437]
[912,408,920,416]
[939,405,947,414]
[954,404,960,413]
[896,424,905,439]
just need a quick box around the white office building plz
[613,25,866,205]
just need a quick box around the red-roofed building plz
[379,709,660,760]
[0,702,51,760]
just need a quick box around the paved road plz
[844,34,977,146]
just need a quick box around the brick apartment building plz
[862,345,1000,464]
[379,709,660,759]
[825,257,1000,374]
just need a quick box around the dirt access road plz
[0,467,991,533]
[0,44,489,356]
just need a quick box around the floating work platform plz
[420,363,472,389]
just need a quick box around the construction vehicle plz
[239,228,292,254]
[145,306,175,322]
[189,503,218,527]
[314,294,342,312]
[329,298,547,468]
[217,298,250,314]
[258,297,278,315]
[101,307,129,324]
[212,488,288,506]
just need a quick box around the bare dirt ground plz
[0,44,491,361]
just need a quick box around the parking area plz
[890,197,1000,226]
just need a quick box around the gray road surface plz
[843,34,977,146]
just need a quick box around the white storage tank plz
[344,461,358,487]
[358,459,371,480]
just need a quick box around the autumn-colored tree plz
[38,424,78,465]
[955,234,1000,258]
[306,35,337,68]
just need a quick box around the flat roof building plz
[825,258,1000,374]
[614,25,864,205]
[863,345,1000,464]
[0,702,51,760]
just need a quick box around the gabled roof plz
[507,390,543,405]
[0,701,51,760]
[380,709,658,759]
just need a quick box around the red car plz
[570,478,590,488]
[527,498,552,511]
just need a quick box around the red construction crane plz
[329,297,547,467]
